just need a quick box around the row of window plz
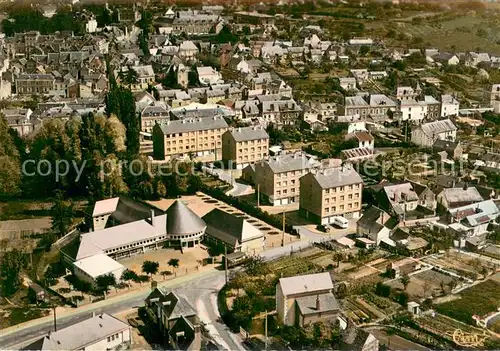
[237,153,266,162]
[237,139,267,146]
[107,333,121,343]
[104,237,164,254]
[166,129,225,138]
[276,188,298,196]
[238,146,267,153]
[277,170,307,178]
[324,184,360,194]
[324,202,359,213]
[325,193,360,203]
[166,143,218,152]
[167,137,218,145]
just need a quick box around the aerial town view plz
[1,0,500,350]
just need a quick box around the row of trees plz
[93,259,180,293]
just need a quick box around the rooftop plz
[73,254,125,279]
[279,272,333,296]
[227,126,269,142]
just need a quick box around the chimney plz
[151,209,155,226]
[92,311,95,318]
[316,295,320,311]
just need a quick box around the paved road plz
[202,166,252,197]
[0,270,242,351]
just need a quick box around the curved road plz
[0,270,242,351]
[0,226,339,350]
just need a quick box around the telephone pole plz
[224,245,228,285]
[52,305,57,332]
[257,184,260,208]
[281,210,285,247]
[264,310,268,350]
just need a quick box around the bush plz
[375,282,391,297]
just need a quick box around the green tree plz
[120,269,138,288]
[95,273,116,293]
[168,258,180,272]
[50,191,75,237]
[142,260,159,277]
[0,249,27,296]
[160,270,172,280]
[399,274,411,290]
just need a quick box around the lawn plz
[435,279,500,324]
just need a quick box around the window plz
[325,208,329,213]
[340,196,344,201]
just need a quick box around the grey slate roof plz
[420,119,457,137]
[264,152,320,174]
[279,272,333,296]
[296,293,340,316]
[202,209,263,246]
[166,200,206,235]
[312,166,363,189]
[158,116,228,135]
[227,126,269,142]
[22,313,129,351]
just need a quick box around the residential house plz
[357,206,396,245]
[379,181,436,219]
[222,126,269,169]
[437,186,484,209]
[276,272,339,327]
[341,95,370,120]
[16,74,54,95]
[396,85,420,101]
[368,94,397,121]
[178,41,199,61]
[152,116,229,160]
[202,209,265,254]
[141,105,170,133]
[411,119,457,147]
[205,89,225,104]
[387,257,421,278]
[399,98,428,123]
[490,84,500,106]
[3,108,35,136]
[145,288,201,348]
[197,66,223,85]
[424,95,441,119]
[254,152,320,206]
[300,165,363,224]
[433,140,462,159]
[341,323,379,351]
[22,313,131,351]
[448,200,499,237]
[440,94,459,117]
[431,52,459,65]
[261,99,302,127]
[339,77,357,91]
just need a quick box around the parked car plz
[316,224,331,233]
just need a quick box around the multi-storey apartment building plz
[254,152,320,206]
[152,116,228,160]
[222,126,269,169]
[424,95,440,119]
[411,118,457,147]
[16,74,54,95]
[341,95,370,120]
[141,105,170,133]
[299,165,364,224]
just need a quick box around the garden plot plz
[422,252,493,280]
[435,279,500,325]
[388,269,457,299]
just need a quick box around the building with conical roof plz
[65,197,207,286]
[166,200,206,249]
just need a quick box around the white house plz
[399,99,427,123]
[22,313,131,350]
[85,18,98,33]
[196,66,223,85]
[73,253,126,286]
[441,95,459,117]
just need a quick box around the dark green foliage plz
[395,291,409,307]
[167,258,179,269]
[0,249,27,296]
[50,190,75,236]
[121,269,138,283]
[2,9,84,36]
[142,260,159,276]
[95,273,116,293]
[375,282,392,297]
